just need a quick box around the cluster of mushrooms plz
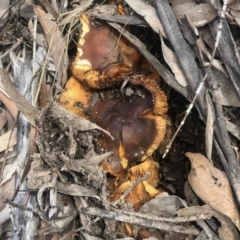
[60,8,168,212]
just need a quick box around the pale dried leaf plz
[124,0,166,38]
[226,0,237,6]
[52,207,77,229]
[226,120,240,140]
[139,194,186,216]
[205,93,214,160]
[0,92,18,119]
[160,37,188,87]
[185,152,240,229]
[0,128,17,152]
[57,182,100,200]
[0,207,10,225]
[170,0,217,27]
[230,9,240,26]
[229,1,240,10]
[33,5,68,86]
[1,162,18,185]
[213,68,240,107]
[0,174,15,212]
[0,0,10,22]
[185,13,199,36]
[0,68,38,126]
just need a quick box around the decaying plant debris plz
[1,0,240,239]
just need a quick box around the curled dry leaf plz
[185,152,240,230]
[170,0,217,27]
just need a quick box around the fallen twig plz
[112,208,212,223]
[84,207,200,235]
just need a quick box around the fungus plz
[59,10,169,211]
[90,76,167,176]
[70,13,142,89]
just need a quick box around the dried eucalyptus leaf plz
[170,0,217,27]
[124,0,166,37]
[229,1,240,10]
[214,68,240,107]
[0,129,16,152]
[160,36,188,87]
[139,194,186,216]
[229,8,240,26]
[226,120,240,140]
[0,0,9,26]
[186,152,240,230]
[57,182,100,200]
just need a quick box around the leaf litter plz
[0,0,240,239]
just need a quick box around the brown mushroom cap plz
[92,85,155,164]
[71,13,142,89]
[90,77,167,176]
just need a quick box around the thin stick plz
[84,207,200,235]
[32,15,38,107]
